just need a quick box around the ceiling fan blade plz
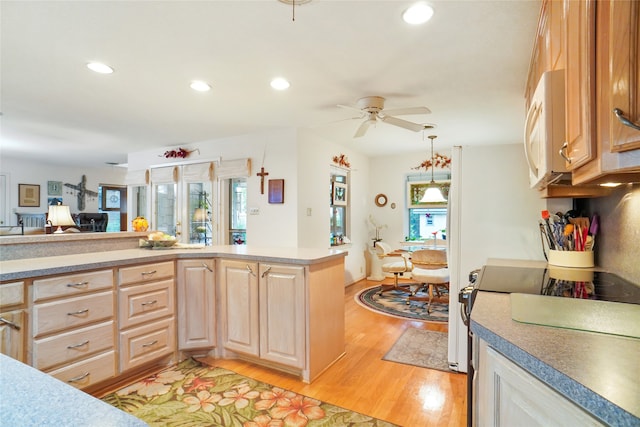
[337,103,362,113]
[353,119,372,138]
[383,106,431,116]
[380,115,424,132]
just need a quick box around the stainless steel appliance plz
[459,263,640,427]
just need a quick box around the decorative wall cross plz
[256,167,269,194]
[64,175,98,211]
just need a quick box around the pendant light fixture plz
[420,134,447,203]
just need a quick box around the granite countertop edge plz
[471,318,638,426]
[0,246,348,281]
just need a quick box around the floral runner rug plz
[102,358,398,427]
[355,285,449,322]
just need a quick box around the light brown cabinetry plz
[219,257,344,382]
[219,260,304,368]
[563,0,596,170]
[475,339,604,426]
[572,0,640,184]
[117,261,176,373]
[176,259,216,351]
[31,270,116,389]
[0,281,26,362]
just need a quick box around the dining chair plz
[408,249,450,312]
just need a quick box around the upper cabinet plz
[563,0,596,170]
[571,0,640,185]
[527,0,640,192]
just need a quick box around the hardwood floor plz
[203,279,467,426]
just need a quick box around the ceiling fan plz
[338,96,432,138]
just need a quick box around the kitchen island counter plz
[471,291,639,425]
[0,245,347,281]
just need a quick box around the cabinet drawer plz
[119,316,175,372]
[33,270,113,302]
[0,281,25,308]
[33,321,114,371]
[47,350,116,390]
[119,279,175,329]
[119,262,174,286]
[33,291,114,337]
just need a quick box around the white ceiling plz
[0,0,541,167]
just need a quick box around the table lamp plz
[47,204,76,233]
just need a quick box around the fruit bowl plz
[144,239,177,248]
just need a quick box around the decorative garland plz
[332,154,351,168]
[412,153,451,170]
[161,148,200,159]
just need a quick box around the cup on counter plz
[548,250,594,268]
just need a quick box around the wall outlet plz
[249,207,259,215]
[306,208,312,216]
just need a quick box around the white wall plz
[0,156,127,223]
[297,129,371,285]
[368,150,452,247]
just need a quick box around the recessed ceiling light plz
[270,77,290,91]
[402,3,434,25]
[87,62,114,74]
[190,81,211,92]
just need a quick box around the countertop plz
[0,353,147,427]
[471,290,640,425]
[0,245,348,281]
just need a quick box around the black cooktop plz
[477,265,640,305]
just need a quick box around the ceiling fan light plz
[402,3,434,25]
[270,77,290,90]
[86,62,114,74]
[420,184,447,203]
[190,81,211,92]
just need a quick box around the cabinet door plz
[177,259,216,350]
[219,259,259,356]
[609,0,640,152]
[564,0,596,169]
[477,340,604,427]
[259,264,305,369]
[0,310,25,362]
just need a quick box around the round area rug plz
[355,285,449,322]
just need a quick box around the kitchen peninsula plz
[0,234,347,392]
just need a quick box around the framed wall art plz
[19,184,40,207]
[268,179,285,204]
[332,182,348,206]
[101,186,122,211]
[47,180,63,196]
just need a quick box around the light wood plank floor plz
[204,279,467,426]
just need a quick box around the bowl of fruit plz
[142,231,177,248]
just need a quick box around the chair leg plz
[379,272,411,295]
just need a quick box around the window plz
[330,169,349,246]
[406,175,449,242]
[229,178,246,244]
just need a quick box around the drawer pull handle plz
[67,281,89,288]
[202,263,213,272]
[559,142,572,164]
[67,309,89,316]
[67,372,90,383]
[142,340,158,348]
[0,317,20,330]
[261,266,272,278]
[141,300,158,307]
[613,108,640,131]
[141,270,157,276]
[67,340,89,349]
[246,265,256,277]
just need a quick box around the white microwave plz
[523,70,567,189]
